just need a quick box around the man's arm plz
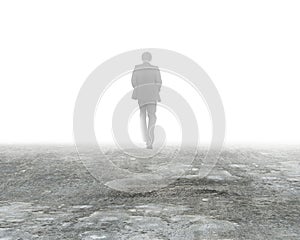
[156,67,162,91]
[131,66,137,88]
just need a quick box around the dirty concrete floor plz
[0,145,299,239]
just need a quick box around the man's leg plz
[139,104,148,143]
[147,103,157,147]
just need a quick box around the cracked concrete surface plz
[0,145,299,239]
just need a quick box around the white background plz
[0,0,300,145]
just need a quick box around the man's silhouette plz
[131,52,162,149]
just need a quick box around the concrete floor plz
[0,145,299,239]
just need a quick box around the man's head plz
[142,52,152,62]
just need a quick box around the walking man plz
[131,52,162,149]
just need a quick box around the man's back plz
[131,62,162,103]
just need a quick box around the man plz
[131,52,162,149]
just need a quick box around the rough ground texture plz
[0,145,299,239]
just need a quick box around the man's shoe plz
[146,144,153,149]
